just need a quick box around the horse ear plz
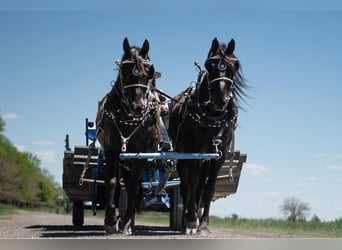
[225,39,235,55]
[208,37,219,58]
[140,39,150,58]
[123,37,131,57]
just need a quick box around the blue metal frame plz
[120,152,220,160]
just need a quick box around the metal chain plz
[227,132,235,183]
[79,140,96,186]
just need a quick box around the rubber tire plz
[169,185,184,231]
[72,200,84,226]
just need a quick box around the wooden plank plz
[213,153,246,200]
[62,178,92,200]
[74,146,99,156]
[73,155,98,161]
[63,147,98,200]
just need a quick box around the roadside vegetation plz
[209,214,342,238]
[0,114,68,213]
[135,211,342,238]
[0,203,17,217]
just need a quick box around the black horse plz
[168,37,249,235]
[96,38,161,235]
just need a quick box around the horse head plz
[116,37,155,117]
[201,37,240,113]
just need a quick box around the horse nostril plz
[130,103,145,114]
[130,103,137,111]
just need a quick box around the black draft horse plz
[96,38,161,235]
[168,38,249,235]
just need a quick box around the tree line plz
[0,114,66,211]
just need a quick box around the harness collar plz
[104,87,159,153]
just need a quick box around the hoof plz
[185,227,198,236]
[184,217,199,229]
[197,226,210,236]
[122,227,132,235]
[104,224,118,234]
[104,219,120,234]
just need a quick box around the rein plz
[152,87,186,104]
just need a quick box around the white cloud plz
[263,191,279,197]
[325,165,342,170]
[15,145,26,152]
[32,140,55,146]
[296,177,316,189]
[309,176,316,181]
[316,153,342,159]
[245,163,268,175]
[36,150,57,164]
[3,113,20,120]
[296,181,311,189]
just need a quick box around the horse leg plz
[176,160,189,232]
[104,155,120,234]
[196,160,210,218]
[121,163,143,235]
[182,160,201,235]
[198,162,222,235]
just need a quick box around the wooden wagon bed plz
[213,151,246,201]
[63,146,246,202]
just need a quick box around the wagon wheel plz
[169,185,184,231]
[72,200,84,226]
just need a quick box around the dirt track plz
[0,210,295,239]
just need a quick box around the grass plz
[135,211,342,238]
[209,216,342,238]
[0,203,17,218]
[136,211,170,224]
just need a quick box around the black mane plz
[210,43,250,109]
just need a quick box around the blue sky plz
[1,1,342,221]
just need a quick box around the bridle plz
[104,51,159,153]
[198,52,236,111]
[115,49,155,110]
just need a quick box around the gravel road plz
[0,210,293,239]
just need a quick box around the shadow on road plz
[25,224,181,238]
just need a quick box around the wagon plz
[62,118,246,231]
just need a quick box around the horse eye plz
[205,61,215,70]
[121,67,130,76]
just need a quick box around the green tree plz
[0,113,66,209]
[279,197,311,222]
[311,214,321,223]
[0,115,4,132]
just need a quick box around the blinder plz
[203,56,235,110]
[116,55,155,116]
[120,60,154,78]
